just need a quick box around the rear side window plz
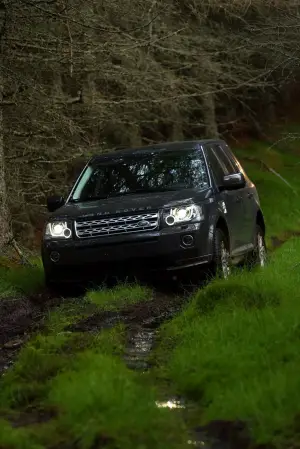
[205,146,227,185]
[219,144,241,173]
[212,144,237,175]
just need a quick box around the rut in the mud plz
[0,282,188,375]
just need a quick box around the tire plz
[246,225,267,269]
[44,272,68,296]
[212,228,231,279]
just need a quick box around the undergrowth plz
[236,136,300,243]
[0,262,44,298]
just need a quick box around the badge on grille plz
[138,220,150,227]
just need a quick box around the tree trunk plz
[202,91,219,138]
[0,1,11,251]
[0,74,11,250]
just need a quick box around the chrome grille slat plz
[75,212,159,239]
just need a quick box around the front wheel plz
[213,228,231,279]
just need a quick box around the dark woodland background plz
[1,0,300,248]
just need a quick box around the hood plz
[50,188,213,220]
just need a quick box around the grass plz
[42,351,188,449]
[234,137,300,243]
[86,282,152,310]
[42,283,152,335]
[0,326,126,410]
[0,274,185,447]
[0,260,44,298]
[157,238,300,446]
[0,326,189,449]
[0,420,44,449]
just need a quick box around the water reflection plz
[155,398,185,409]
[123,328,155,370]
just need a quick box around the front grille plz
[75,212,159,239]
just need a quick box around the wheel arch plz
[256,209,266,236]
[215,216,230,248]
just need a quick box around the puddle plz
[123,327,155,370]
[156,398,185,409]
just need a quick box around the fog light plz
[50,251,60,263]
[181,234,194,247]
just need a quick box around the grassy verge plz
[234,137,300,243]
[156,238,300,446]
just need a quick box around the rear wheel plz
[213,228,231,279]
[247,225,267,269]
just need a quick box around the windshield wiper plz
[106,187,180,197]
[70,186,190,203]
[69,196,109,203]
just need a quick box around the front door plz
[204,144,245,254]
[220,143,255,250]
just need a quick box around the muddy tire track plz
[0,285,187,375]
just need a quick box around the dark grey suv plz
[42,140,267,288]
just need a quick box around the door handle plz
[247,192,254,199]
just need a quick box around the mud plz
[124,326,155,370]
[270,230,300,250]
[0,292,63,374]
[0,281,188,375]
[1,407,57,428]
[69,292,186,333]
[192,420,275,449]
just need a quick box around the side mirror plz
[220,173,246,191]
[46,195,65,213]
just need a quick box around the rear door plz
[204,143,245,254]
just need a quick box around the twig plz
[7,238,33,266]
[243,156,297,195]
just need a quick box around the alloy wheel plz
[220,240,231,279]
[257,233,267,267]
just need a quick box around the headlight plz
[163,204,202,226]
[45,221,72,239]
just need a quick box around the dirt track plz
[0,283,187,375]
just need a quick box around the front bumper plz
[42,222,214,282]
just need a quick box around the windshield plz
[70,147,210,202]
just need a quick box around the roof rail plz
[114,145,129,151]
